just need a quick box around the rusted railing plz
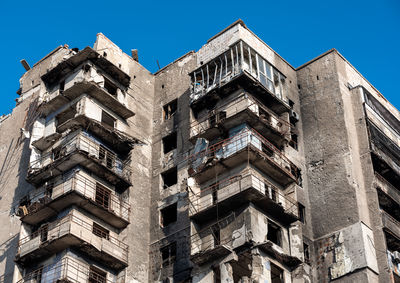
[188,127,297,179]
[190,93,293,139]
[28,131,131,181]
[188,169,298,217]
[20,173,130,222]
[17,256,123,283]
[18,214,128,261]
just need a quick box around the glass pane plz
[258,56,264,74]
[267,79,275,93]
[260,74,267,88]
[265,62,272,79]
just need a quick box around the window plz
[289,133,298,150]
[92,223,109,240]
[163,99,177,121]
[40,224,48,243]
[160,202,177,227]
[161,167,177,189]
[98,145,115,169]
[265,183,277,203]
[101,110,116,128]
[212,225,220,246]
[303,242,310,264]
[267,221,281,246]
[89,266,107,283]
[270,263,284,283]
[162,132,177,154]
[298,203,306,224]
[160,242,176,267]
[104,78,118,97]
[31,266,43,283]
[95,183,111,210]
[59,80,65,93]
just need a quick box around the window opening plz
[92,223,109,240]
[270,263,284,283]
[298,203,306,223]
[267,221,281,246]
[163,99,177,121]
[95,183,111,210]
[101,110,116,128]
[162,132,177,154]
[104,78,118,97]
[161,167,177,189]
[89,265,107,283]
[161,242,177,267]
[160,202,177,227]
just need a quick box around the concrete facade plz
[0,20,399,282]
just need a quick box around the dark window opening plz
[89,266,107,283]
[57,104,77,125]
[95,183,111,210]
[289,133,298,150]
[303,242,310,264]
[163,99,177,121]
[265,184,277,203]
[161,242,176,267]
[267,221,281,246]
[92,223,109,240]
[160,202,177,227]
[59,80,65,93]
[161,167,177,189]
[298,203,306,224]
[40,224,48,243]
[104,78,118,97]
[288,99,295,108]
[213,265,221,283]
[101,110,116,128]
[270,263,284,283]
[162,132,177,154]
[212,225,220,246]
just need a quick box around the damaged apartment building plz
[0,19,399,282]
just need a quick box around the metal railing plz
[20,173,130,222]
[188,127,297,179]
[17,256,124,283]
[375,172,400,192]
[188,169,298,217]
[18,213,128,261]
[190,94,293,139]
[28,132,131,181]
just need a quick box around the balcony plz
[38,78,134,119]
[41,47,130,88]
[27,131,131,188]
[16,214,128,270]
[188,127,298,186]
[19,172,130,229]
[190,93,292,148]
[18,256,124,283]
[189,40,290,115]
[188,169,298,224]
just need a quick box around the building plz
[0,19,399,282]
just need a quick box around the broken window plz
[160,202,177,227]
[163,99,177,121]
[101,110,116,128]
[270,263,284,283]
[161,167,177,189]
[162,132,177,154]
[89,266,107,283]
[298,203,306,223]
[95,183,111,210]
[104,77,118,97]
[267,221,281,246]
[160,242,177,267]
[92,223,109,240]
[303,242,310,264]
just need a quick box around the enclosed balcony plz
[18,256,124,283]
[190,93,292,148]
[27,131,131,188]
[188,169,298,224]
[19,171,130,229]
[189,40,290,115]
[188,125,299,186]
[16,214,128,270]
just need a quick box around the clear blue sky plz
[0,0,399,116]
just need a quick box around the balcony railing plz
[17,214,128,268]
[190,93,292,143]
[18,256,124,283]
[188,169,298,221]
[188,127,298,184]
[28,132,131,184]
[190,40,288,111]
[19,172,130,226]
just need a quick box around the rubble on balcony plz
[189,40,290,115]
[27,130,132,188]
[16,212,128,271]
[18,168,130,229]
[188,124,299,186]
[189,92,293,148]
[188,168,298,224]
